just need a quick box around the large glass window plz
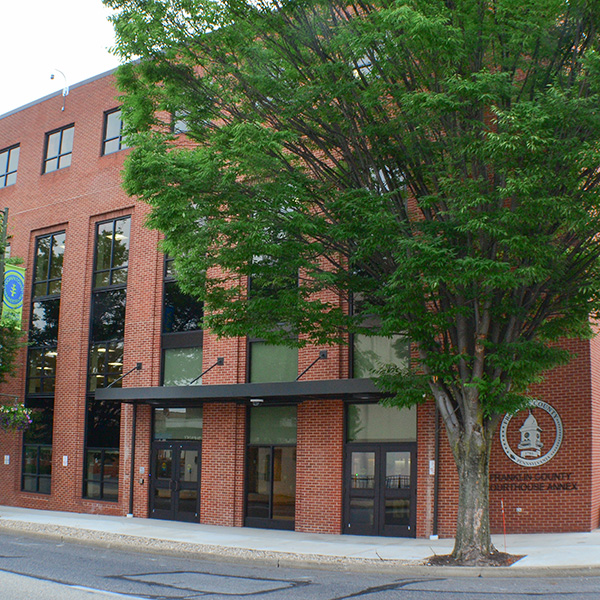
[43,125,74,173]
[246,406,297,529]
[22,399,54,494]
[23,232,64,494]
[0,144,19,188]
[163,347,203,386]
[84,216,130,501]
[347,403,417,443]
[161,256,204,386]
[248,341,298,383]
[353,334,409,379]
[102,109,129,155]
[154,407,203,441]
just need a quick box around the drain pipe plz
[432,402,440,537]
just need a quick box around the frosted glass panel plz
[347,403,416,442]
[249,405,297,445]
[353,334,409,378]
[249,342,297,383]
[163,347,203,386]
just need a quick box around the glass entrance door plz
[150,441,200,522]
[246,445,296,530]
[344,443,416,537]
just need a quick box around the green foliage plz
[0,401,32,433]
[105,0,600,429]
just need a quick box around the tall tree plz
[105,0,600,563]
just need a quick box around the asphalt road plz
[0,531,599,599]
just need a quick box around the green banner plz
[1,265,26,326]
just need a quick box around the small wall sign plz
[500,399,563,467]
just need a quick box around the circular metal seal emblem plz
[500,399,563,467]
[2,268,25,311]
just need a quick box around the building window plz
[352,334,409,379]
[23,232,64,494]
[22,399,54,494]
[102,109,129,155]
[43,125,74,173]
[0,144,20,188]
[248,341,298,383]
[84,216,130,501]
[93,218,130,288]
[161,256,204,386]
[83,399,120,501]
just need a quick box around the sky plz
[0,0,122,116]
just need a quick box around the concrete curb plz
[2,519,600,577]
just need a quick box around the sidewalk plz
[1,505,599,573]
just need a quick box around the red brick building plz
[0,69,598,538]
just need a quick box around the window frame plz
[160,255,204,386]
[102,108,129,156]
[43,124,74,174]
[0,144,20,188]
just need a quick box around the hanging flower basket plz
[0,402,32,432]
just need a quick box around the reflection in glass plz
[385,499,410,526]
[178,490,198,514]
[385,452,411,489]
[249,342,298,383]
[154,407,203,441]
[246,447,271,519]
[153,488,172,511]
[249,406,297,445]
[350,452,375,489]
[347,403,416,443]
[163,348,203,386]
[180,450,198,483]
[156,449,173,479]
[349,498,374,525]
[30,299,60,345]
[163,281,203,333]
[272,447,296,521]
[353,334,409,378]
[90,289,126,341]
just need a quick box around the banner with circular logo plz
[1,266,26,325]
[500,399,563,467]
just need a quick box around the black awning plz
[95,378,387,406]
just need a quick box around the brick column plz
[296,398,344,534]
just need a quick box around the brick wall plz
[1,71,599,538]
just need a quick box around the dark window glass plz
[86,399,121,448]
[0,145,19,187]
[83,449,119,502]
[163,281,203,333]
[103,109,129,155]
[22,399,53,494]
[29,299,60,346]
[33,232,65,298]
[94,218,130,288]
[88,341,124,390]
[44,125,74,173]
[91,289,126,341]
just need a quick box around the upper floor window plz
[33,232,65,298]
[248,341,298,383]
[0,144,19,188]
[44,125,74,173]
[102,109,129,155]
[353,333,409,379]
[94,217,130,288]
[163,257,203,333]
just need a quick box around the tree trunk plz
[451,428,496,564]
